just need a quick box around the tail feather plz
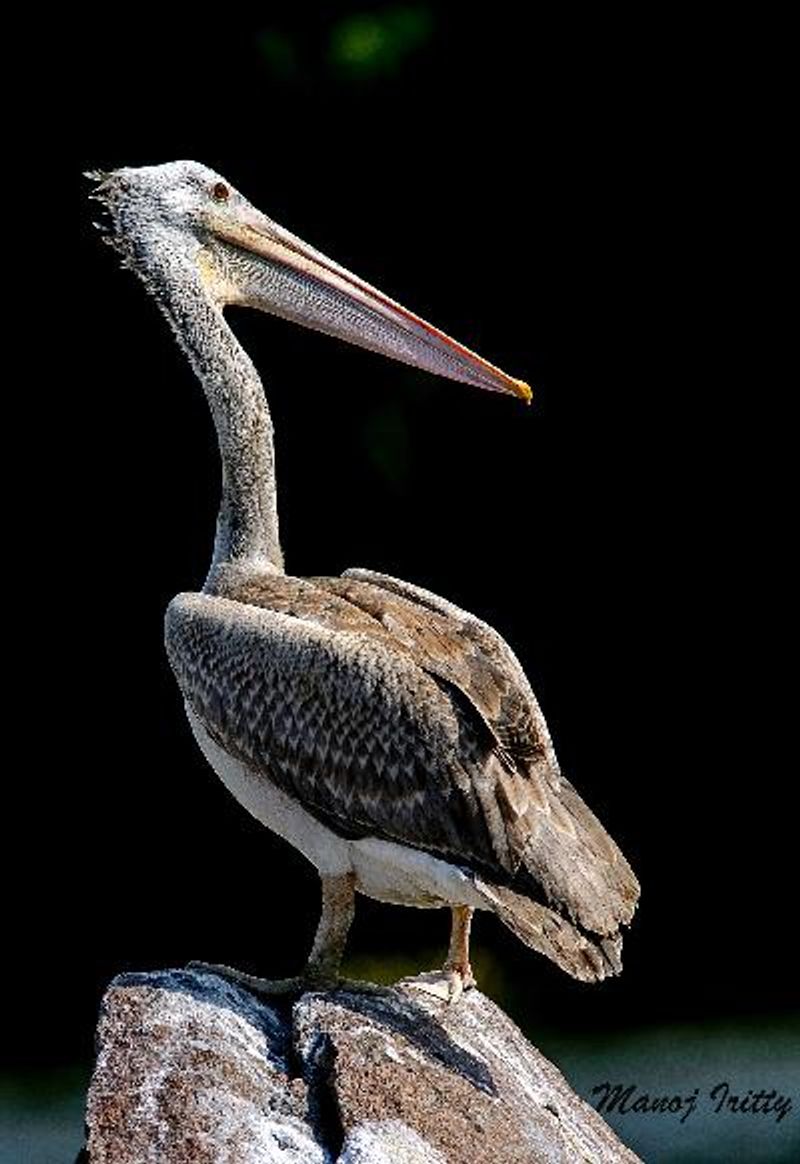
[476,880,624,983]
[505,771,640,939]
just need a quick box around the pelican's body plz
[92,161,638,997]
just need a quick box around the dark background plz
[9,2,794,1144]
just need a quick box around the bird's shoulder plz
[330,568,555,770]
[178,568,554,770]
[163,576,452,756]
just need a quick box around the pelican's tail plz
[476,880,624,983]
[476,766,640,982]
[495,763,640,938]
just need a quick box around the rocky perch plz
[83,969,640,1163]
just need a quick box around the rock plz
[84,970,325,1164]
[84,970,641,1164]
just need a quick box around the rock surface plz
[84,969,641,1163]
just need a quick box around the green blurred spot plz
[343,944,515,1010]
[258,28,298,80]
[331,6,433,79]
[362,398,412,493]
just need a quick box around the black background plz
[10,5,793,1075]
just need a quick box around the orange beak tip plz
[513,378,533,405]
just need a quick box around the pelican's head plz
[89,160,531,402]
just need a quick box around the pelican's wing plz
[329,571,640,938]
[165,586,510,876]
[335,568,554,768]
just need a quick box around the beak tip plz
[513,378,533,405]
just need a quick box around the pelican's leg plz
[444,904,476,990]
[305,870,356,984]
[399,905,477,1003]
[188,872,357,996]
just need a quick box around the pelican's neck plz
[154,262,284,583]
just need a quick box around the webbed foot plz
[398,964,476,1003]
[185,960,326,996]
[185,961,390,999]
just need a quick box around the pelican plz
[90,161,638,1001]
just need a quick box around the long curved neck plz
[154,267,284,583]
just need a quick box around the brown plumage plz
[94,160,639,999]
[167,567,638,983]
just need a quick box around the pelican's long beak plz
[210,206,531,403]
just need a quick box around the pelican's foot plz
[185,960,334,997]
[328,977,392,997]
[398,964,476,1004]
[187,962,398,999]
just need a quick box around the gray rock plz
[84,970,641,1164]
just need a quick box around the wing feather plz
[337,570,640,934]
[168,570,639,940]
[165,590,503,870]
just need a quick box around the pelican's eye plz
[211,182,230,203]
